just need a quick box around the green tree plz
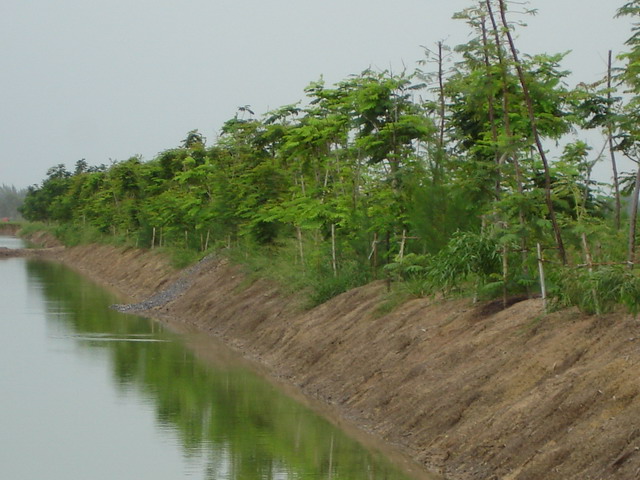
[616,1,640,268]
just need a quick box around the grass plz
[226,238,373,308]
[373,288,411,318]
[18,222,378,308]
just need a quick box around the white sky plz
[0,0,634,189]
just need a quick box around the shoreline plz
[9,237,640,480]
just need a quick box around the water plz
[0,234,25,249]
[0,236,432,480]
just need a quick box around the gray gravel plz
[111,254,215,313]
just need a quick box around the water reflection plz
[15,259,426,480]
[0,234,24,249]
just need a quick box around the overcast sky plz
[0,0,634,189]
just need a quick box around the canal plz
[0,236,433,480]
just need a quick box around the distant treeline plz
[20,1,640,312]
[0,184,26,220]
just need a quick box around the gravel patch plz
[111,254,215,313]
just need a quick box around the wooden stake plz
[582,232,600,315]
[328,434,334,480]
[331,223,337,277]
[296,226,305,268]
[369,232,379,278]
[502,245,509,309]
[537,243,547,313]
[151,227,156,249]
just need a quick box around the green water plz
[0,237,432,479]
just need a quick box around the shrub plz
[551,266,640,315]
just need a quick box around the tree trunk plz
[497,0,567,265]
[437,42,446,150]
[608,50,622,230]
[628,162,640,269]
[434,41,447,184]
[480,10,501,199]
[581,232,601,315]
[486,1,532,293]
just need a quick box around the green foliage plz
[226,237,372,308]
[373,289,412,317]
[308,259,371,306]
[160,247,203,269]
[18,6,640,311]
[385,231,503,298]
[427,231,502,295]
[53,223,107,247]
[17,221,57,243]
[551,266,640,315]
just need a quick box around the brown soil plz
[26,241,640,480]
[0,229,64,258]
[0,224,20,235]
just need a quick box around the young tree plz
[616,1,640,268]
[496,0,567,264]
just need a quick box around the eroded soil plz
[21,240,640,480]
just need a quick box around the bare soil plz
[25,241,640,480]
[0,224,21,235]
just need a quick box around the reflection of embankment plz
[0,247,27,257]
[50,242,640,480]
[0,247,62,258]
[28,258,420,480]
[0,224,20,235]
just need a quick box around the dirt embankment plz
[39,243,640,480]
[0,224,20,235]
[0,229,64,258]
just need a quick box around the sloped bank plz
[50,243,640,480]
[0,223,21,236]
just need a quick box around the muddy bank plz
[0,229,64,258]
[41,243,640,479]
[0,247,47,258]
[0,224,21,235]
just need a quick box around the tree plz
[0,184,26,220]
[20,164,73,222]
[616,1,640,268]
[496,0,567,264]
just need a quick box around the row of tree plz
[20,1,640,312]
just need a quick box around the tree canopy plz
[21,1,640,313]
